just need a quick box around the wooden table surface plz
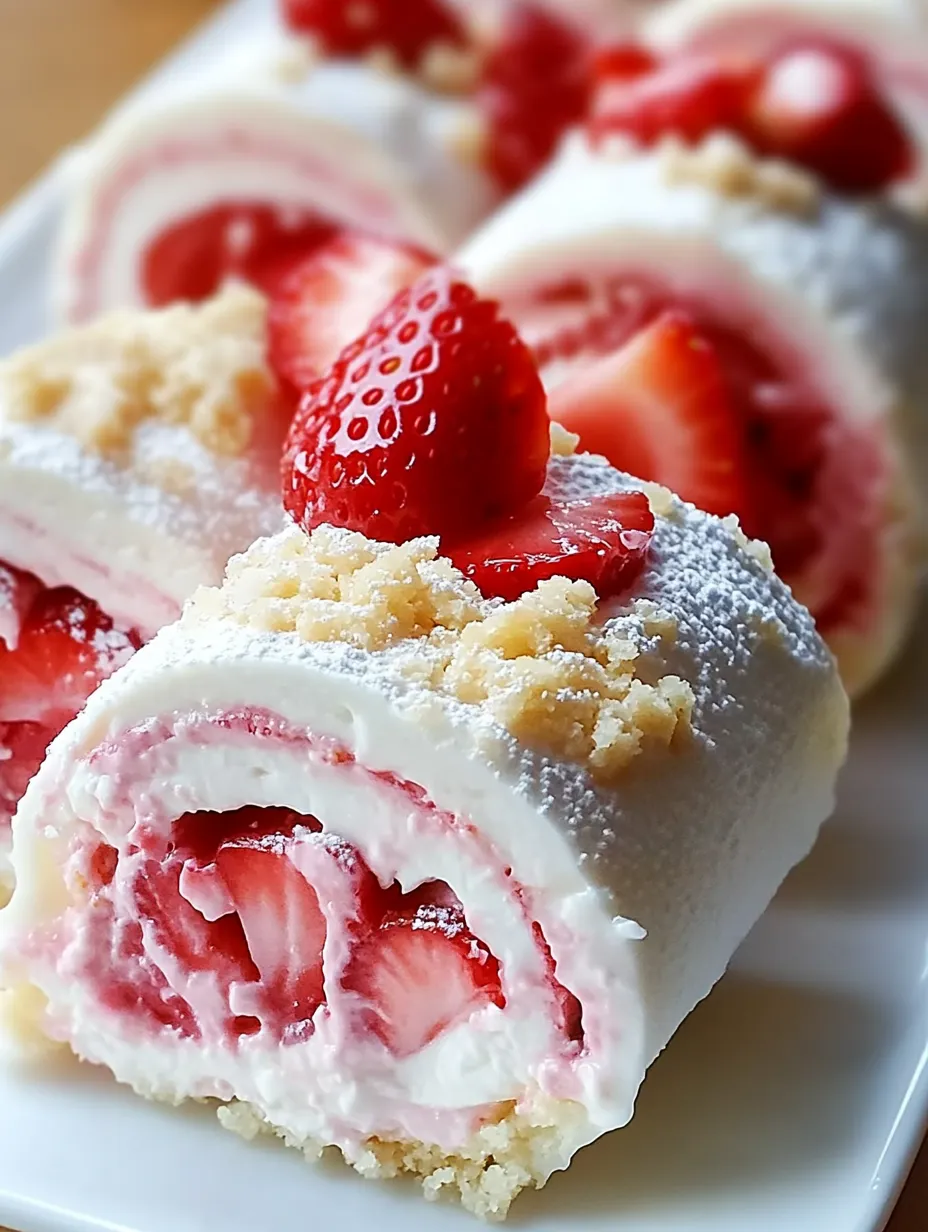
[0,1,925,1228]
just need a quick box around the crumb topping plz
[418,42,482,94]
[0,286,275,462]
[186,523,694,785]
[218,1095,585,1222]
[721,513,775,573]
[549,421,579,457]
[639,480,679,521]
[660,132,821,214]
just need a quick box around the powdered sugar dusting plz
[70,452,844,899]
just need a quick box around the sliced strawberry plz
[479,3,593,191]
[0,586,140,726]
[448,492,654,602]
[267,232,433,393]
[0,721,54,828]
[532,923,583,1044]
[172,804,321,864]
[94,908,203,1039]
[548,311,751,524]
[142,203,336,308]
[342,903,504,1056]
[278,0,467,69]
[0,561,42,652]
[593,43,659,86]
[589,51,756,147]
[216,837,327,1029]
[744,41,913,193]
[134,856,259,989]
[282,265,550,544]
[380,877,462,916]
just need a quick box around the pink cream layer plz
[22,709,608,1141]
[72,129,415,321]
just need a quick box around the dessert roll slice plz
[0,286,287,880]
[645,0,928,201]
[55,28,498,324]
[55,0,605,324]
[0,450,847,1220]
[458,138,928,694]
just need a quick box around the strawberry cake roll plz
[0,452,848,1218]
[55,0,595,325]
[55,26,496,324]
[458,137,928,694]
[0,263,847,1220]
[644,0,928,200]
[0,285,286,884]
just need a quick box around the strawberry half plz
[267,232,434,393]
[278,0,467,69]
[478,3,593,191]
[449,493,654,602]
[142,203,336,308]
[0,561,42,652]
[342,903,504,1056]
[282,265,550,544]
[548,311,751,524]
[0,586,141,726]
[744,41,913,194]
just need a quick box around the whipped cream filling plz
[0,417,284,639]
[21,706,636,1158]
[0,505,180,639]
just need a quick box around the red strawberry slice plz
[548,311,751,524]
[278,0,467,69]
[448,492,654,602]
[592,43,658,86]
[744,41,913,193]
[282,265,550,544]
[0,721,54,827]
[0,561,42,652]
[267,232,434,393]
[142,203,336,308]
[93,907,203,1039]
[479,3,593,191]
[216,837,327,1029]
[342,903,504,1056]
[589,50,756,147]
[0,586,141,726]
[134,856,259,990]
[532,923,583,1044]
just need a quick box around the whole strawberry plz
[282,266,550,544]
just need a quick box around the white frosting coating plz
[0,455,848,1179]
[55,32,499,324]
[0,414,285,639]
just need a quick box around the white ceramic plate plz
[0,3,926,1229]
